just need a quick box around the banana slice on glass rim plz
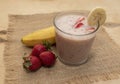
[87,7,106,27]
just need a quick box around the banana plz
[21,26,55,47]
[87,7,106,26]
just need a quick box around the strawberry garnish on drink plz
[73,17,85,28]
[86,27,95,32]
[74,23,83,28]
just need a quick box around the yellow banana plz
[21,26,55,47]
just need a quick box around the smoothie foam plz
[55,14,96,40]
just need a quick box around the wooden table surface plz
[0,0,120,84]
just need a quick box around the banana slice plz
[87,7,106,26]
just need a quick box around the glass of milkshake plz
[54,11,99,66]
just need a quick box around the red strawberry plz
[73,17,85,28]
[23,56,42,72]
[74,23,83,28]
[31,44,47,57]
[39,51,56,67]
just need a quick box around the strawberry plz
[39,51,56,67]
[23,56,42,72]
[73,17,85,28]
[86,27,95,32]
[74,23,83,28]
[31,44,47,57]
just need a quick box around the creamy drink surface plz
[54,13,96,65]
[55,14,96,40]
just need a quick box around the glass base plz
[58,56,88,66]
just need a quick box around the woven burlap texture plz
[4,11,120,84]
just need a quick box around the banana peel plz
[21,26,55,47]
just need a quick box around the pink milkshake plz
[54,11,98,65]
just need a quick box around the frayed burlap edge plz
[4,11,120,84]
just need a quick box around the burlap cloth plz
[4,10,120,84]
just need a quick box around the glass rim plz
[53,11,99,36]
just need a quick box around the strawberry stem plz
[55,55,58,59]
[24,53,27,56]
[23,56,32,72]
[43,41,58,59]
[23,53,28,61]
[42,40,52,50]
